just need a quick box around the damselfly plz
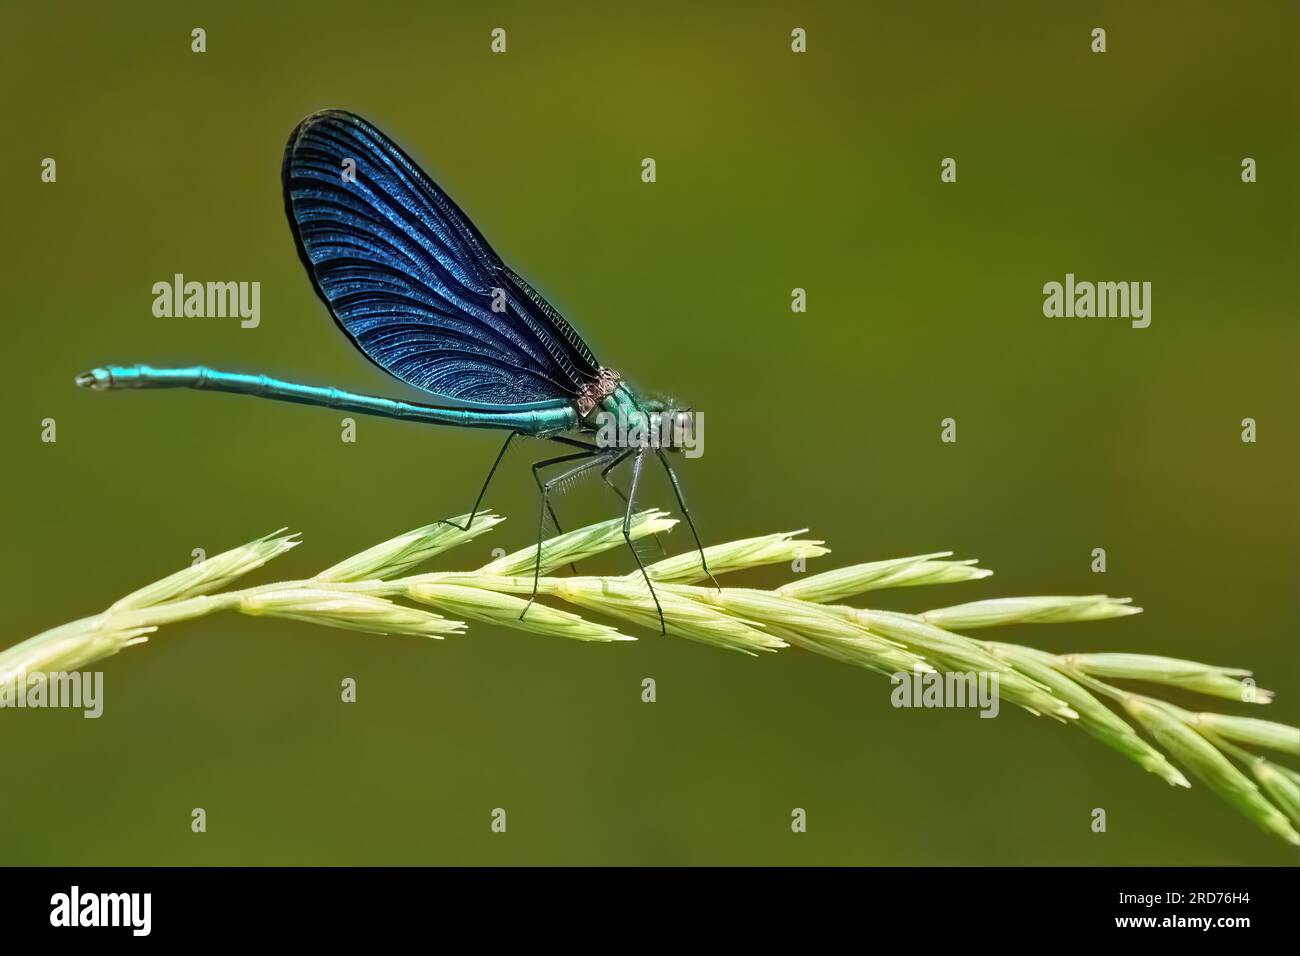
[76,110,717,632]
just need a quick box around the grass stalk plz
[5,509,1296,845]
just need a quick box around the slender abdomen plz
[75,365,579,435]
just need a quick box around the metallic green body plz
[586,382,655,431]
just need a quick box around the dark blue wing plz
[282,109,602,407]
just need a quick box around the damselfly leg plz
[655,449,721,591]
[600,449,666,555]
[621,449,667,634]
[441,431,518,533]
[519,449,608,622]
[518,447,670,635]
[445,432,598,547]
[530,440,605,572]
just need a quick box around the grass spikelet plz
[922,596,1141,629]
[1062,653,1272,704]
[776,553,990,604]
[316,512,504,582]
[1249,760,1300,826]
[405,582,629,643]
[239,587,463,638]
[478,510,675,576]
[986,642,1189,787]
[111,530,301,611]
[553,576,783,655]
[1175,712,1300,757]
[648,531,829,583]
[850,610,1077,720]
[0,618,156,685]
[1120,697,1299,845]
[667,584,924,675]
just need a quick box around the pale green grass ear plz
[647,530,829,583]
[478,510,675,576]
[553,577,784,654]
[111,530,300,610]
[776,553,990,603]
[239,587,463,638]
[666,583,924,674]
[1250,760,1300,826]
[406,582,629,643]
[1179,712,1300,756]
[986,642,1189,788]
[1062,653,1272,704]
[0,619,156,685]
[922,596,1141,629]
[3,512,1297,846]
[316,512,504,582]
[1120,698,1300,845]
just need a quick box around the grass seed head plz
[479,510,676,577]
[922,596,1141,630]
[1122,698,1299,845]
[240,587,463,638]
[111,530,301,611]
[1064,653,1272,704]
[316,512,505,582]
[648,531,829,583]
[406,582,630,643]
[777,553,991,604]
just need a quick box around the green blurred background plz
[2,0,1296,865]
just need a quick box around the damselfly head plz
[661,407,698,454]
[75,368,112,390]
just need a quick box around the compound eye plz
[672,411,694,441]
